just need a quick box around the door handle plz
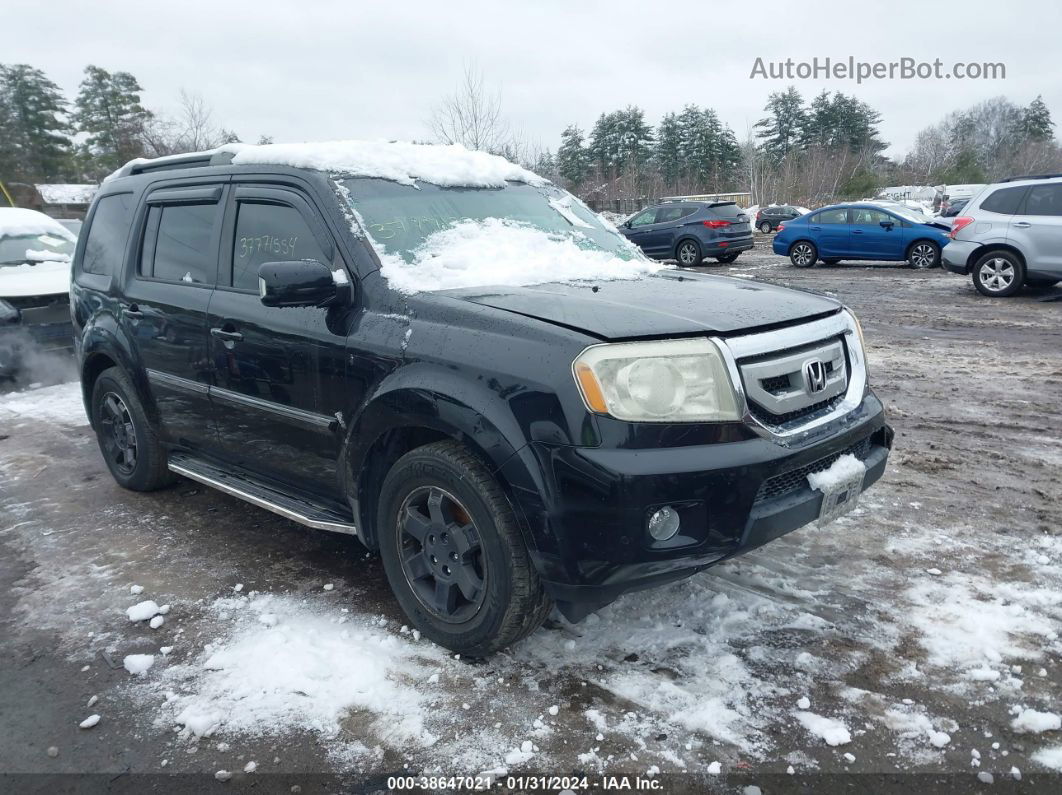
[852,230,864,235]
[124,304,144,318]
[210,327,243,342]
[1012,221,1031,228]
[810,226,822,231]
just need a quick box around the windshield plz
[890,206,930,224]
[338,178,638,263]
[0,232,76,265]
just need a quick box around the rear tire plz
[1026,278,1060,288]
[758,221,772,234]
[675,239,702,266]
[377,440,551,656]
[973,250,1024,297]
[821,258,841,265]
[90,367,175,491]
[908,240,940,269]
[789,241,817,268]
[716,252,740,264]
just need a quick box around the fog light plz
[648,506,681,541]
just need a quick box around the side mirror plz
[622,220,632,228]
[879,220,895,230]
[258,260,350,308]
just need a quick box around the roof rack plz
[109,150,238,181]
[1001,173,1062,183]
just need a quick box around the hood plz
[0,259,71,299]
[439,270,840,339]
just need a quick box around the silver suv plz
[942,175,1062,297]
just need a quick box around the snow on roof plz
[109,140,546,189]
[223,140,546,188]
[35,184,97,205]
[0,208,77,241]
[377,218,663,293]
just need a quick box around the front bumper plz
[942,240,977,274]
[519,396,892,620]
[0,314,74,377]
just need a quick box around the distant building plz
[2,183,98,219]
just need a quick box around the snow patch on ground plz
[794,711,851,746]
[0,382,87,426]
[378,218,664,294]
[1032,745,1062,772]
[146,593,446,749]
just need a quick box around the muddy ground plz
[2,242,1061,793]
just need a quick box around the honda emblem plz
[802,359,828,394]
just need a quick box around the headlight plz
[573,338,741,422]
[844,308,869,379]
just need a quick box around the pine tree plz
[1020,95,1054,142]
[588,111,621,177]
[802,90,836,149]
[73,65,153,178]
[653,112,683,189]
[557,125,590,187]
[754,86,806,162]
[0,64,74,181]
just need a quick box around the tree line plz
[0,63,264,185]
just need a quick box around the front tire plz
[675,239,702,266]
[821,258,841,265]
[973,251,1025,297]
[377,441,551,656]
[91,367,174,491]
[789,241,817,267]
[758,221,772,234]
[908,240,940,269]
[1026,278,1060,288]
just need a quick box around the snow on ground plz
[0,381,87,425]
[143,592,447,754]
[377,218,664,293]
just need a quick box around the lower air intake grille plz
[755,437,872,503]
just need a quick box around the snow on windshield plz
[0,208,77,242]
[225,140,546,189]
[377,218,666,293]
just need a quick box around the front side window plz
[140,203,218,285]
[1022,184,1062,216]
[628,209,657,227]
[851,208,891,226]
[81,193,132,275]
[231,202,329,291]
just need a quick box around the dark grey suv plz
[618,201,753,265]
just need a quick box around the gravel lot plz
[2,241,1061,792]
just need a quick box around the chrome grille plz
[738,337,848,428]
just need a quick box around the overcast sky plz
[10,1,1061,160]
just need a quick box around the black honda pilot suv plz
[72,141,892,655]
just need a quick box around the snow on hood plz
[378,218,665,293]
[0,208,78,242]
[0,259,71,298]
[110,140,546,189]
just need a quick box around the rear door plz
[123,184,225,451]
[1010,183,1062,274]
[206,183,351,496]
[807,208,850,256]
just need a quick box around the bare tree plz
[429,64,510,153]
[142,90,233,156]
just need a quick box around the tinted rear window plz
[82,193,133,275]
[979,186,1027,215]
[707,203,745,220]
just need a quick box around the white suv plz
[942,175,1062,297]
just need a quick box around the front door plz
[207,184,352,497]
[849,207,905,259]
[1010,182,1062,273]
[121,184,226,451]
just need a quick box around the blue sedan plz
[772,203,952,269]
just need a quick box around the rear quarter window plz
[140,203,218,285]
[81,193,133,276]
[979,186,1027,215]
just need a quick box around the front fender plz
[340,362,558,561]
